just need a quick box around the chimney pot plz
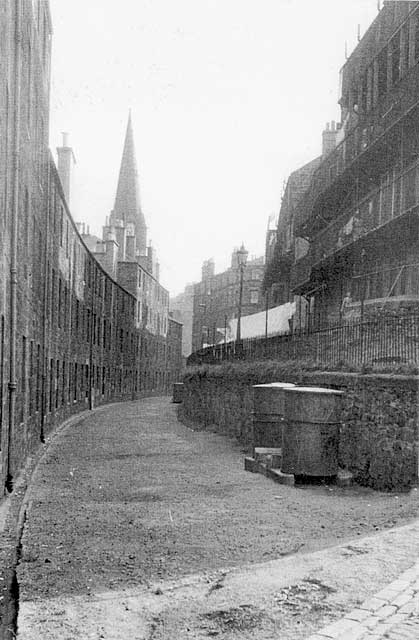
[62,132,69,147]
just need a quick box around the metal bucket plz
[172,382,184,404]
[281,386,343,477]
[252,382,295,450]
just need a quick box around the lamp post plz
[360,247,367,363]
[360,248,367,324]
[236,244,248,343]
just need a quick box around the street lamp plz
[236,244,248,343]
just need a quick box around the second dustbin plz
[252,382,295,451]
[281,386,343,477]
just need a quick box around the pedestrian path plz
[12,397,419,640]
[307,562,419,640]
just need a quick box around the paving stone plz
[345,608,371,622]
[385,617,419,640]
[358,597,388,612]
[375,604,397,619]
[338,626,368,640]
[387,580,411,591]
[385,613,409,625]
[318,618,362,638]
[375,587,403,603]
[398,602,419,615]
[371,621,397,635]
[391,593,413,608]
[363,615,380,629]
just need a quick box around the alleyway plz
[16,398,419,639]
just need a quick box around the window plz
[390,34,401,86]
[74,363,78,401]
[377,48,387,98]
[58,279,62,328]
[24,189,30,249]
[49,359,54,412]
[414,14,419,62]
[55,359,59,409]
[36,345,41,412]
[250,290,259,304]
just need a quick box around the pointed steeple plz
[111,112,147,256]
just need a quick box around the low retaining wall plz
[180,362,418,492]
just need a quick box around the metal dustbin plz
[172,382,184,404]
[281,386,343,477]
[252,382,295,451]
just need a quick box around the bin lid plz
[253,382,295,389]
[284,386,343,395]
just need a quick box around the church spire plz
[111,112,147,256]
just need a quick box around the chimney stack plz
[322,121,339,158]
[57,132,76,207]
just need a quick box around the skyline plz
[49,0,379,296]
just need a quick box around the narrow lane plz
[16,397,419,639]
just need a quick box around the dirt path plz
[16,397,419,639]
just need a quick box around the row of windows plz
[346,9,419,114]
[12,338,171,427]
[45,264,140,351]
[197,288,260,309]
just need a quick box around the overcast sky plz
[49,0,379,297]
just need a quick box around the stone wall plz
[180,362,418,491]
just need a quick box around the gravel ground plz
[16,397,419,639]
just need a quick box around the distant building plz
[167,316,183,386]
[192,247,265,351]
[264,154,322,308]
[170,284,194,358]
[76,115,169,344]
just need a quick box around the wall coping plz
[185,365,419,390]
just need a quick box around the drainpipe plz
[6,0,22,492]
[89,270,95,411]
[40,160,51,444]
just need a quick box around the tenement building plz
[191,248,265,351]
[0,1,181,493]
[170,284,194,359]
[268,1,419,329]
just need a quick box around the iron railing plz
[187,313,419,368]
